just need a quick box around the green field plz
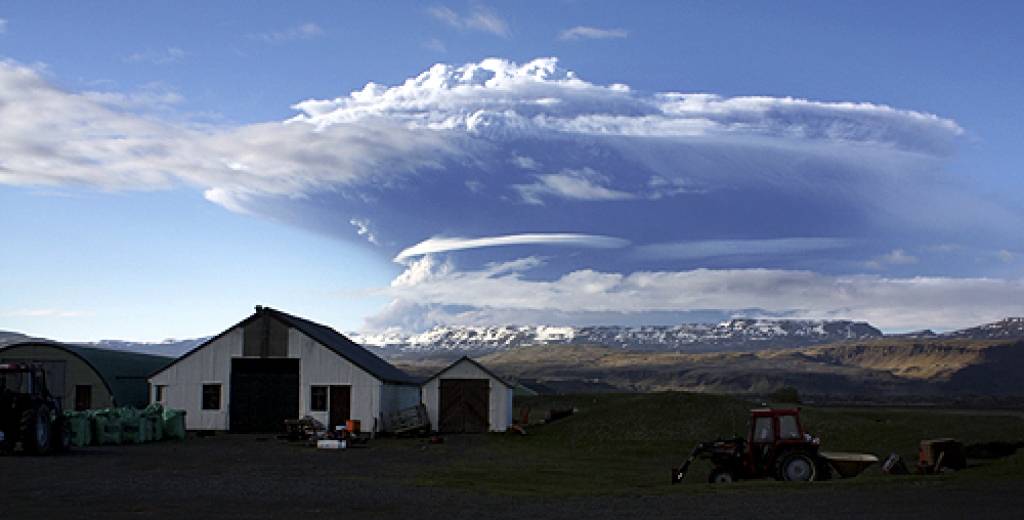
[417,392,1024,496]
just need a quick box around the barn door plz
[438,379,489,433]
[229,358,300,433]
[328,385,351,432]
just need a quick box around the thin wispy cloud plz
[559,26,628,41]
[350,218,380,246]
[635,238,853,261]
[427,5,509,37]
[394,233,630,262]
[423,37,447,53]
[2,308,92,318]
[250,22,323,43]
[123,47,185,65]
[0,18,7,34]
[514,168,636,205]
[866,248,919,269]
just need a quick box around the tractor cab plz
[748,408,814,468]
[0,362,71,454]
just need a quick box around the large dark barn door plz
[438,379,489,433]
[328,385,351,432]
[230,358,299,433]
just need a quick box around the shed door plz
[438,379,489,433]
[229,358,299,433]
[328,385,351,432]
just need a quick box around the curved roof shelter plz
[0,341,171,409]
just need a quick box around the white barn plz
[421,357,514,433]
[149,306,420,433]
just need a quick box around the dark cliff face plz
[943,340,1024,395]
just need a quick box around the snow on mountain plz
[943,317,1024,340]
[352,319,883,354]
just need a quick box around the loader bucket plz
[820,452,879,478]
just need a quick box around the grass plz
[415,392,1024,497]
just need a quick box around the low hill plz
[472,338,1024,398]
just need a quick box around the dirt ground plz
[2,434,1023,519]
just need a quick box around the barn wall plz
[149,328,242,430]
[422,360,512,432]
[288,328,387,432]
[0,345,114,410]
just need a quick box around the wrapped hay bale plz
[142,403,165,442]
[119,408,145,444]
[64,411,92,447]
[91,409,123,445]
[163,408,186,440]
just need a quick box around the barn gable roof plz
[150,306,418,385]
[264,307,418,385]
[426,356,513,388]
[1,340,171,407]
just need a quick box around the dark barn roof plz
[0,341,172,408]
[152,306,418,385]
[427,356,513,388]
[265,307,419,385]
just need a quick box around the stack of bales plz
[64,404,186,447]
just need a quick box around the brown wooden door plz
[438,379,489,433]
[329,385,351,431]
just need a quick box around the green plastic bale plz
[142,403,164,442]
[91,410,123,445]
[163,409,186,440]
[64,411,92,447]
[148,415,164,441]
[119,409,144,444]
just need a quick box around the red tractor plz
[0,362,72,455]
[673,408,834,483]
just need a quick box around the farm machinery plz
[672,407,877,484]
[0,362,72,454]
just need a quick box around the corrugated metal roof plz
[0,341,172,408]
[264,307,419,385]
[425,356,513,388]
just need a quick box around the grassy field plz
[417,392,1024,496]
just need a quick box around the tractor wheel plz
[708,468,736,484]
[20,406,53,455]
[777,451,818,482]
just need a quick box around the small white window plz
[155,385,167,403]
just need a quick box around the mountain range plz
[3,318,1023,399]
[353,318,1024,358]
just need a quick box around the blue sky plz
[1,1,1023,340]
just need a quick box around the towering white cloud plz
[1,57,1018,333]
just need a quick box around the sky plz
[1,1,1023,341]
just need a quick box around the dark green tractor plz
[0,362,72,454]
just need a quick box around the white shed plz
[421,357,514,433]
[148,306,420,433]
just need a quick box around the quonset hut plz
[0,341,171,410]
[148,306,421,433]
